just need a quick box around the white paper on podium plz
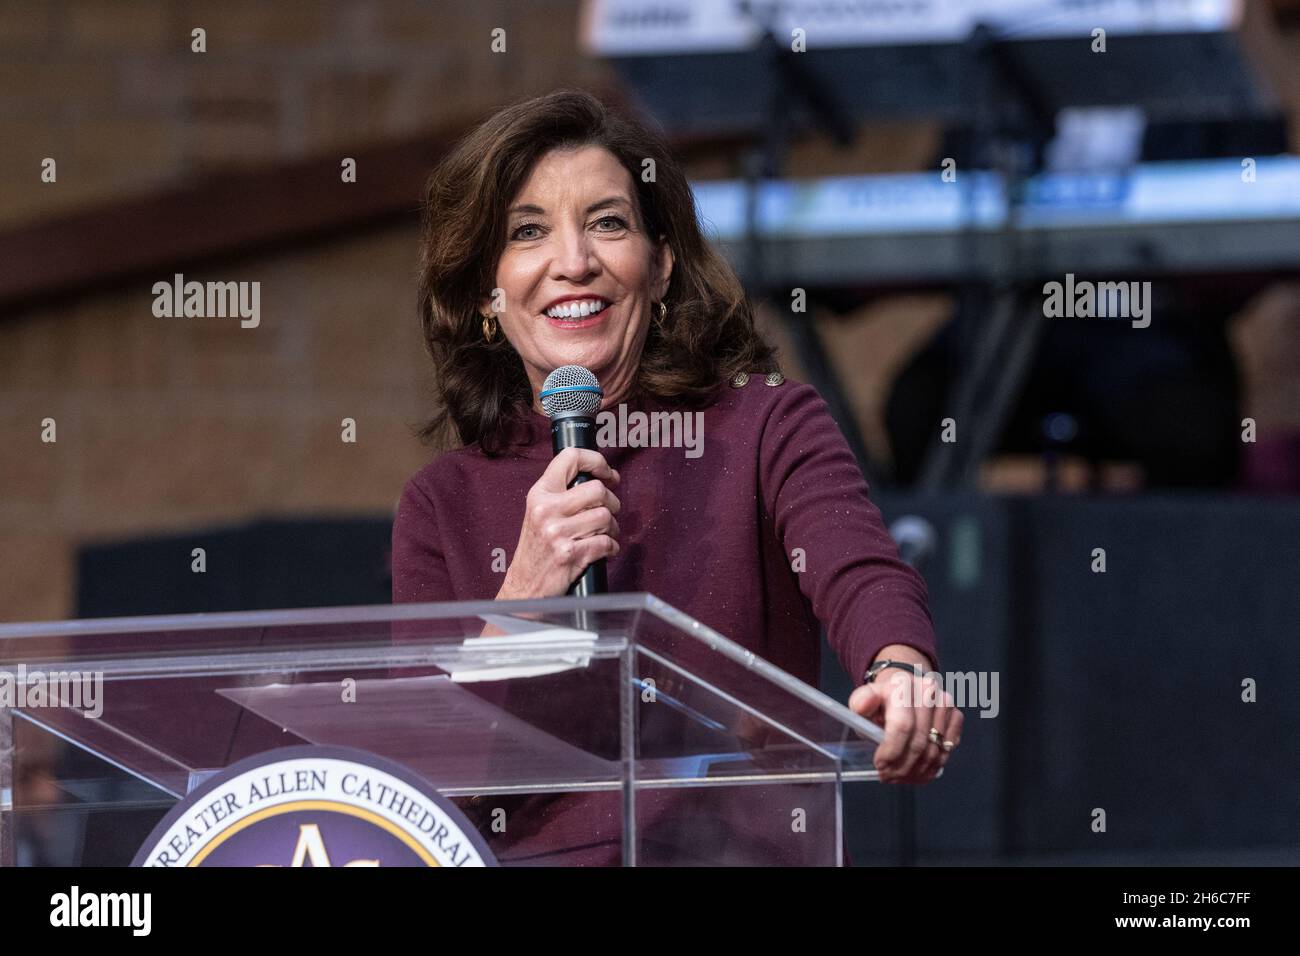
[448,616,598,683]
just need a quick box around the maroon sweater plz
[391,375,938,864]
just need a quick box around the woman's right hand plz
[496,448,621,600]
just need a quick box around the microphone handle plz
[550,412,608,596]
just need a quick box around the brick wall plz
[0,0,609,228]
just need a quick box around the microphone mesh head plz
[540,365,603,418]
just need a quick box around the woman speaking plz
[392,89,960,864]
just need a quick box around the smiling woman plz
[483,146,673,412]
[395,89,952,865]
[414,88,773,453]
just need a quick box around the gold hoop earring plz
[654,300,668,330]
[481,313,498,343]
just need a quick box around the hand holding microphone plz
[496,448,620,599]
[496,366,620,600]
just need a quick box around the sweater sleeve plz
[758,382,938,683]
[391,474,455,605]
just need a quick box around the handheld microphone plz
[540,365,607,596]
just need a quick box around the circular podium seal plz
[132,745,496,867]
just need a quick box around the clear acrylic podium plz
[0,593,885,866]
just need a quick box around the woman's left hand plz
[847,644,962,784]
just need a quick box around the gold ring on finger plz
[927,727,944,745]
[942,740,956,752]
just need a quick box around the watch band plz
[863,659,922,685]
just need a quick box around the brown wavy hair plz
[415,88,779,456]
